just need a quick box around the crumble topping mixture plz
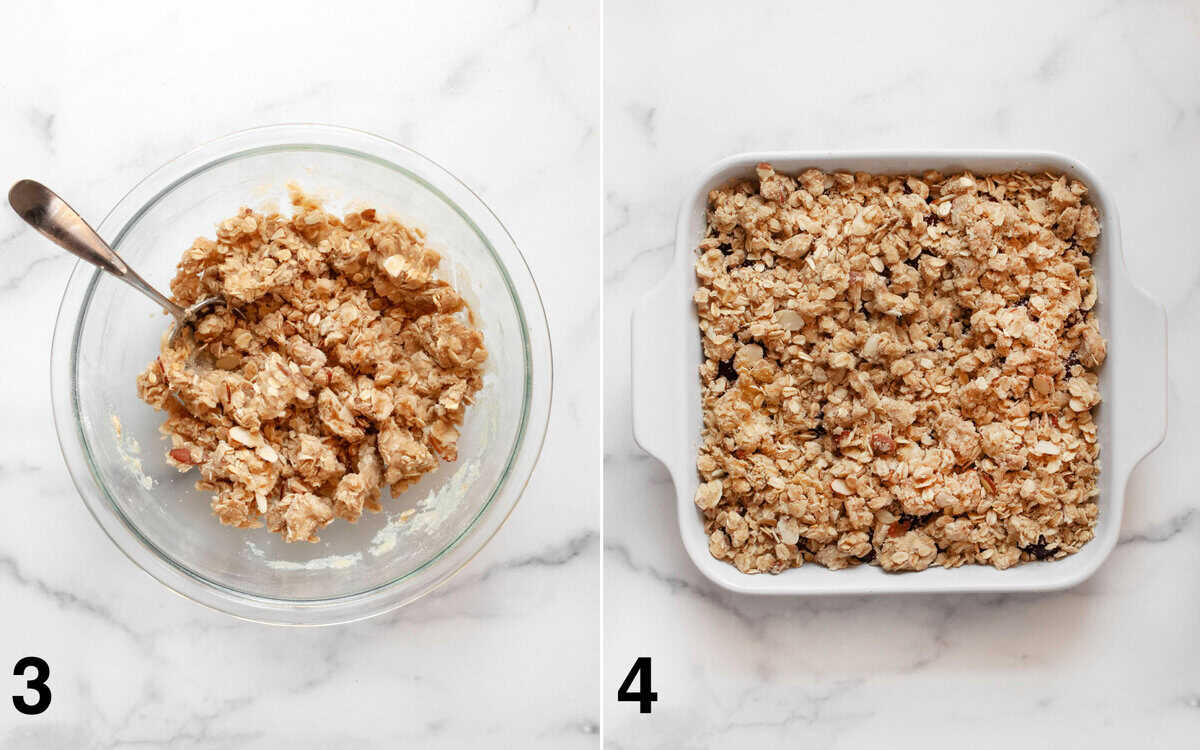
[694,164,1105,573]
[137,192,486,542]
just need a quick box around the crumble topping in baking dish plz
[693,164,1105,573]
[137,191,486,542]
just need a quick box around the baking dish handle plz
[1110,277,1167,480]
[631,262,687,470]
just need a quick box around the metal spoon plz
[8,179,225,344]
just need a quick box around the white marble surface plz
[605,0,1200,746]
[0,1,599,747]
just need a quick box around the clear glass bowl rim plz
[49,123,553,625]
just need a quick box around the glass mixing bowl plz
[50,125,552,625]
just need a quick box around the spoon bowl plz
[168,296,227,346]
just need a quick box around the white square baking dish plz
[632,151,1166,595]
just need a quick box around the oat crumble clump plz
[693,164,1105,573]
[136,191,486,542]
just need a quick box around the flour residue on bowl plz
[369,457,481,558]
[243,540,363,570]
[109,412,155,491]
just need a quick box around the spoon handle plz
[8,179,186,320]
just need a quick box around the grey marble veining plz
[0,0,600,747]
[604,0,1200,746]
